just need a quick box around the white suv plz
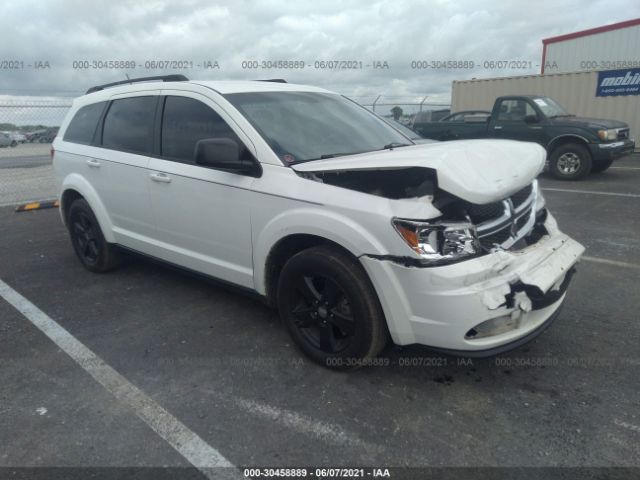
[53,75,584,367]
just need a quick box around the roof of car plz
[80,79,334,103]
[192,80,334,94]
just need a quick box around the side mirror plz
[524,114,540,124]
[194,138,260,176]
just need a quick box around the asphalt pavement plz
[0,154,638,478]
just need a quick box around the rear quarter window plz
[63,102,106,144]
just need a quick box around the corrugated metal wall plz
[544,25,640,74]
[452,71,640,151]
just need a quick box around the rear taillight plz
[50,146,55,160]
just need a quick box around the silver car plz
[0,132,17,147]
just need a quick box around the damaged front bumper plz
[359,212,585,354]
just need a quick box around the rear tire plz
[591,157,614,173]
[67,199,120,273]
[549,143,592,180]
[277,245,388,369]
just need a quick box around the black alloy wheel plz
[277,245,388,368]
[67,198,120,272]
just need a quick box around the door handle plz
[150,172,172,183]
[494,126,503,130]
[86,159,101,168]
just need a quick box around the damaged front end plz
[359,218,584,353]
[293,141,584,353]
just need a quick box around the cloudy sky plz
[1,0,639,107]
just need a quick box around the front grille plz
[617,128,629,140]
[467,202,503,223]
[469,182,537,251]
[480,228,512,248]
[515,213,529,231]
[511,184,533,208]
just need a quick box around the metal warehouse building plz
[542,18,640,74]
[451,18,640,151]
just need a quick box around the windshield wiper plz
[293,151,361,163]
[549,114,574,118]
[381,142,412,150]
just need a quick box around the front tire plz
[549,143,592,180]
[277,246,388,369]
[67,199,120,273]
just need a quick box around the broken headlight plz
[392,218,481,266]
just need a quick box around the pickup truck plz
[414,95,635,180]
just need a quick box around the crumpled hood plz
[292,139,546,204]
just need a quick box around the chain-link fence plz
[350,95,451,124]
[0,98,73,207]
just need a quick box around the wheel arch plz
[547,134,591,155]
[254,209,388,306]
[59,174,115,242]
[261,233,361,307]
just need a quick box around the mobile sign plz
[596,68,640,96]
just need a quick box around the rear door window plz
[63,102,106,144]
[102,96,156,154]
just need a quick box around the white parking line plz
[582,256,640,269]
[541,187,640,198]
[610,166,640,170]
[0,278,240,480]
[235,397,380,452]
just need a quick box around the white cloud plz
[0,0,638,105]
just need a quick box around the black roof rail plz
[86,74,189,94]
[255,79,287,83]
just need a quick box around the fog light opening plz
[465,315,519,340]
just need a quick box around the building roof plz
[542,18,640,45]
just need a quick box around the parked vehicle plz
[7,132,27,143]
[414,96,635,180]
[38,127,59,143]
[380,117,437,144]
[411,108,451,127]
[53,76,584,368]
[26,130,47,142]
[0,132,17,147]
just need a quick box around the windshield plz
[225,92,412,164]
[381,117,423,140]
[533,97,570,117]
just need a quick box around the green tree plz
[391,106,403,121]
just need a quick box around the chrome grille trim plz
[617,128,629,140]
[475,180,538,250]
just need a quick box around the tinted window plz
[102,96,156,154]
[63,102,105,144]
[161,96,241,163]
